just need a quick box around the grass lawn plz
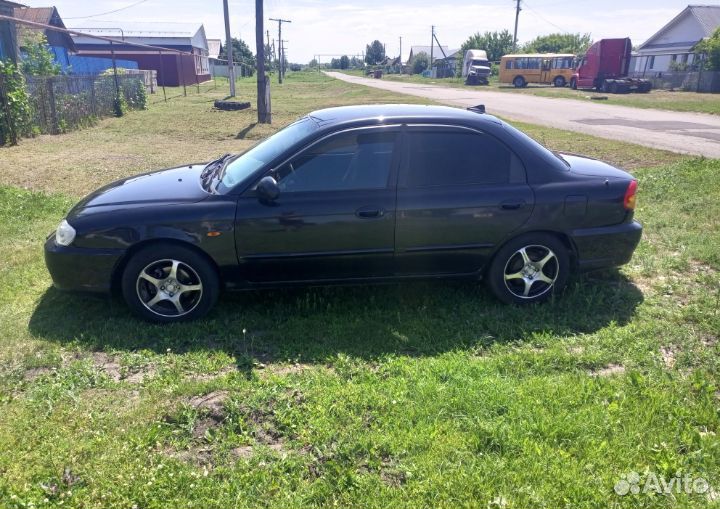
[363,71,720,115]
[0,71,719,508]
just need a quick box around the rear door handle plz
[355,206,385,218]
[500,200,525,210]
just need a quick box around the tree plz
[350,56,364,68]
[695,27,720,70]
[218,37,256,76]
[308,58,318,67]
[19,32,60,76]
[330,57,341,69]
[460,30,514,62]
[339,55,350,69]
[412,52,429,74]
[521,33,592,55]
[365,40,385,65]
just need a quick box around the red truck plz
[571,38,652,93]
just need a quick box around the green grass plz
[364,71,720,115]
[0,71,719,508]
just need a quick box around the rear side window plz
[405,131,514,187]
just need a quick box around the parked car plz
[45,104,642,322]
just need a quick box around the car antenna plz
[467,104,486,114]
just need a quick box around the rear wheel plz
[121,244,219,322]
[487,234,570,304]
[553,76,566,87]
[609,81,619,94]
[513,76,526,88]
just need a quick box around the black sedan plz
[45,104,642,322]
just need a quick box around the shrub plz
[0,60,33,145]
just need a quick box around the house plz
[70,22,210,86]
[0,0,24,63]
[13,5,76,71]
[407,45,450,65]
[434,48,461,77]
[634,5,720,74]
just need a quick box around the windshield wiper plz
[200,153,233,189]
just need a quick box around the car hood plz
[559,153,632,179]
[69,165,208,217]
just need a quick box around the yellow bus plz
[499,54,576,88]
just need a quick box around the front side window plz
[275,130,396,193]
[404,131,513,188]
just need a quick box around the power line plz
[521,0,571,34]
[64,0,149,20]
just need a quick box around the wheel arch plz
[110,238,222,295]
[486,230,578,275]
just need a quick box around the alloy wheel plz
[135,258,203,317]
[503,245,559,299]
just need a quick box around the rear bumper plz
[570,220,642,271]
[44,235,124,293]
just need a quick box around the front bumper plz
[44,235,124,293]
[570,220,642,271]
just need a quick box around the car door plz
[394,125,534,276]
[233,126,400,283]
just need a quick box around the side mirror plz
[256,175,280,202]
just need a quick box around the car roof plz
[307,104,503,128]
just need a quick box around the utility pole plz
[256,0,270,123]
[399,36,402,74]
[222,0,235,96]
[430,25,434,76]
[269,17,291,83]
[513,0,521,51]
[280,40,289,79]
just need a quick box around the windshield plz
[472,59,489,66]
[218,116,318,190]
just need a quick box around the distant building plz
[634,5,720,74]
[70,22,210,86]
[407,45,450,65]
[434,48,461,77]
[0,0,23,63]
[13,5,76,71]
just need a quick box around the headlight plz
[55,219,76,246]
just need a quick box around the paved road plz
[326,72,720,158]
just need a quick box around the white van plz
[462,50,491,85]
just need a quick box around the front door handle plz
[355,206,385,218]
[500,200,526,210]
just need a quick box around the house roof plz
[639,5,720,51]
[407,45,450,62]
[13,6,75,51]
[71,22,209,51]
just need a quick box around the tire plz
[121,244,220,323]
[513,76,526,88]
[570,78,577,90]
[487,233,570,305]
[601,80,610,93]
[609,81,619,94]
[553,76,565,87]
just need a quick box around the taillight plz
[624,180,638,210]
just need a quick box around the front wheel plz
[121,244,220,322]
[487,234,570,304]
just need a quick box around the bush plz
[412,52,430,74]
[0,60,33,145]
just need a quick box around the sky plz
[24,0,719,63]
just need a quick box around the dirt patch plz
[188,391,229,440]
[660,346,677,369]
[91,352,155,383]
[568,346,584,355]
[186,366,238,382]
[589,364,626,377]
[23,366,52,381]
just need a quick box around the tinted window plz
[406,131,512,187]
[505,59,513,69]
[276,130,396,193]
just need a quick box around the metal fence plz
[22,74,147,134]
[629,70,720,93]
